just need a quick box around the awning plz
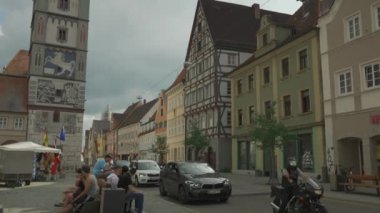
[0,141,61,153]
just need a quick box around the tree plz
[251,103,295,184]
[185,123,210,161]
[152,136,168,164]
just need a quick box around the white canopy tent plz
[0,141,61,153]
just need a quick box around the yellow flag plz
[43,130,48,146]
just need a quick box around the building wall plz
[166,83,185,162]
[28,0,90,170]
[0,112,28,144]
[230,29,325,176]
[184,4,253,170]
[319,0,380,175]
[118,123,139,159]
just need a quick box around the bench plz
[339,175,380,195]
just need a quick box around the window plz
[228,54,236,65]
[283,95,291,117]
[299,49,308,70]
[281,58,289,77]
[14,118,23,129]
[197,22,202,33]
[263,67,270,84]
[197,41,202,52]
[160,109,164,116]
[249,106,255,124]
[301,89,310,113]
[248,74,254,91]
[364,62,380,88]
[347,14,360,40]
[227,111,231,125]
[0,117,7,129]
[237,79,243,95]
[57,28,67,42]
[264,101,272,119]
[53,110,60,123]
[263,33,268,46]
[238,109,243,126]
[238,141,256,170]
[227,82,231,95]
[208,111,213,127]
[283,133,314,172]
[58,0,69,10]
[337,71,352,95]
[376,6,380,29]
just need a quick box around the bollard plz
[0,204,3,213]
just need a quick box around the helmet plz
[287,157,297,169]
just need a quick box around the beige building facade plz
[319,0,380,176]
[166,69,186,162]
[229,0,325,176]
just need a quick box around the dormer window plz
[197,22,202,33]
[58,0,70,11]
[263,33,268,46]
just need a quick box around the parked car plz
[159,162,231,203]
[130,160,160,186]
[114,159,130,168]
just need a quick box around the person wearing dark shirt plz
[279,158,300,213]
[118,166,144,213]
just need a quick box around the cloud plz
[0,0,302,145]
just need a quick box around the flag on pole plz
[43,128,48,146]
[59,126,66,141]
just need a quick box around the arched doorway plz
[337,137,363,174]
[370,135,380,175]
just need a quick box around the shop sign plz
[370,115,380,124]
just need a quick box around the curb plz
[231,192,270,197]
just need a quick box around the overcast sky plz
[0,0,301,142]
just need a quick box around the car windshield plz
[137,162,160,170]
[178,163,215,175]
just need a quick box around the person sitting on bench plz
[118,166,144,213]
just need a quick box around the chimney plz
[252,3,260,19]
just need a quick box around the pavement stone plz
[221,172,380,205]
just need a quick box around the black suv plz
[159,162,231,203]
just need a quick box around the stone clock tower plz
[27,0,90,170]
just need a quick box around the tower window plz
[57,28,68,43]
[58,0,70,11]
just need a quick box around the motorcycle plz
[270,170,328,213]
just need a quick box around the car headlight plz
[223,179,231,186]
[185,180,202,189]
[314,189,323,195]
[139,173,147,177]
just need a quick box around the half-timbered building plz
[184,0,288,170]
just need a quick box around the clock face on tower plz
[43,49,76,78]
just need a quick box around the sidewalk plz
[221,173,380,205]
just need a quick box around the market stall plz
[0,141,61,187]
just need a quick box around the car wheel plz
[159,181,167,196]
[178,185,188,204]
[220,196,229,203]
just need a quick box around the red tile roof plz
[3,50,29,75]
[167,68,186,91]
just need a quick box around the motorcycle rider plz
[279,157,300,213]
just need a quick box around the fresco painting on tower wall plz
[44,49,76,78]
[37,79,80,106]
